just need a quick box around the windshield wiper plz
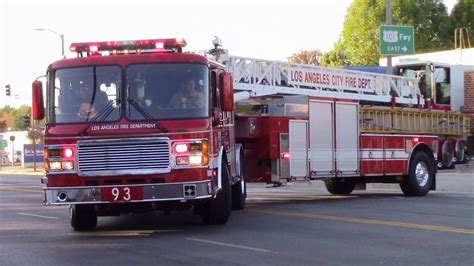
[78,100,118,136]
[128,98,153,119]
[127,98,168,133]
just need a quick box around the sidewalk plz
[443,160,474,174]
[0,166,45,175]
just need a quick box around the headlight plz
[172,140,209,168]
[44,146,76,173]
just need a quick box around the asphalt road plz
[0,168,473,265]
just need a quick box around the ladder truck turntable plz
[31,37,470,230]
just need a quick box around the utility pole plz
[386,0,392,75]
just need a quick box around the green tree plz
[321,41,350,67]
[0,105,31,131]
[13,105,32,131]
[340,0,385,66]
[0,106,15,132]
[288,50,323,66]
[323,0,452,66]
[450,0,474,47]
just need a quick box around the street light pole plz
[36,28,65,58]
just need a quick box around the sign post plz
[0,139,6,170]
[380,25,415,56]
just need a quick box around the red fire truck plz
[32,38,246,230]
[32,37,469,230]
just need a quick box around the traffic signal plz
[23,116,31,128]
[5,84,11,97]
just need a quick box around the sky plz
[0,0,457,108]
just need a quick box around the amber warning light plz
[70,38,187,54]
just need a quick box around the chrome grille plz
[77,138,170,176]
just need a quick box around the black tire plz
[200,162,231,225]
[400,152,434,196]
[231,153,246,210]
[446,161,456,169]
[324,178,356,195]
[70,204,97,231]
[441,141,454,169]
[455,140,467,164]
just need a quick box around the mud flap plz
[430,174,436,190]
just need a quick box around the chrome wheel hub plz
[415,161,429,187]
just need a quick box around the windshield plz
[50,66,121,123]
[126,63,209,120]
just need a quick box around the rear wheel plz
[400,151,434,196]
[200,162,231,225]
[70,204,97,231]
[455,140,467,164]
[232,153,246,210]
[324,178,356,195]
[441,141,454,169]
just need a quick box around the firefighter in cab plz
[169,78,204,108]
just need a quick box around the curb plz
[0,167,45,176]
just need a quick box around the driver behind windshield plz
[77,82,108,119]
[169,78,204,108]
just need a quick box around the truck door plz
[309,100,359,177]
[335,102,359,175]
[212,69,236,176]
[289,120,308,178]
[309,100,335,177]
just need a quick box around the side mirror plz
[32,80,45,120]
[219,72,234,112]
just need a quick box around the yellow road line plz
[0,186,42,194]
[247,208,474,235]
[79,231,153,237]
[77,230,181,237]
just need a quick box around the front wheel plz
[70,204,97,231]
[200,162,231,225]
[400,152,434,196]
[324,178,356,195]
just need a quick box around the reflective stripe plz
[385,150,410,159]
[360,149,409,160]
[361,150,384,160]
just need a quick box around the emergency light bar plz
[69,38,187,54]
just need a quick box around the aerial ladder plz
[206,42,470,137]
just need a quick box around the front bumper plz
[43,180,212,205]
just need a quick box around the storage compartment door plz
[309,100,334,176]
[289,120,308,178]
[335,102,359,175]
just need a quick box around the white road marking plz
[186,237,274,253]
[18,212,60,220]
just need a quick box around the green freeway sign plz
[380,25,415,55]
[0,140,7,148]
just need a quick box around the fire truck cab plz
[32,38,246,230]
